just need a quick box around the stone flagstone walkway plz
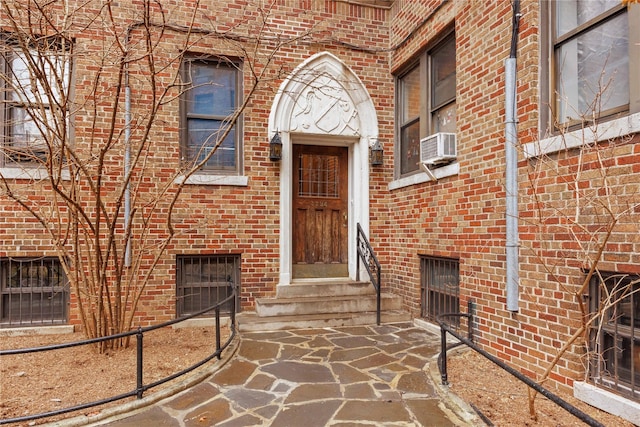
[95,322,481,426]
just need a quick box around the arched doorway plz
[268,52,379,285]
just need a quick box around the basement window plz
[588,272,640,402]
[0,257,69,327]
[176,255,240,317]
[420,255,460,327]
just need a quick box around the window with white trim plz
[548,0,639,130]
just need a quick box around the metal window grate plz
[176,255,240,317]
[0,257,69,327]
[420,256,460,327]
[589,273,639,402]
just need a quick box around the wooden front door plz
[292,145,349,278]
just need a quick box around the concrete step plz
[276,279,374,298]
[236,310,411,332]
[255,292,402,317]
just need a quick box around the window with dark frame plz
[0,36,71,167]
[550,1,638,129]
[0,257,69,327]
[396,32,456,178]
[420,255,460,327]
[589,272,639,403]
[176,255,240,317]
[181,57,242,174]
[398,64,421,176]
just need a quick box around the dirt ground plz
[1,326,229,426]
[1,326,635,427]
[447,349,634,427]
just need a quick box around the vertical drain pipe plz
[505,0,521,312]
[124,29,132,268]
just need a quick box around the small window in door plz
[298,153,340,198]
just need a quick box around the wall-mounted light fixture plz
[370,139,383,166]
[269,131,282,161]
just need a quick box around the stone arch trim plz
[269,52,378,139]
[268,52,379,285]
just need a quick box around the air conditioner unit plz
[420,132,457,166]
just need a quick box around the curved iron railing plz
[356,223,381,325]
[436,305,605,427]
[0,289,237,425]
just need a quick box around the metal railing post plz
[136,327,144,399]
[376,268,381,325]
[356,223,382,325]
[215,306,222,359]
[467,300,474,343]
[440,326,449,385]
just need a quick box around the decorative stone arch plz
[268,51,379,285]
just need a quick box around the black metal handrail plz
[356,223,381,325]
[0,288,238,425]
[436,306,605,427]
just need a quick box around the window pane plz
[10,49,68,104]
[401,66,421,121]
[400,120,420,175]
[8,106,49,150]
[431,36,456,109]
[555,12,628,122]
[298,153,339,198]
[556,0,620,37]
[187,62,236,116]
[432,102,456,133]
[187,118,236,169]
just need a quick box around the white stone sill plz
[174,174,249,186]
[574,381,640,426]
[0,167,71,181]
[389,162,459,191]
[524,112,640,158]
[1,168,250,187]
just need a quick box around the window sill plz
[389,162,459,190]
[525,112,640,158]
[574,381,640,425]
[175,174,249,186]
[0,167,70,181]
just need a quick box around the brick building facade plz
[2,0,639,420]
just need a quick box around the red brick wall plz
[0,0,393,324]
[3,0,639,395]
[385,0,640,393]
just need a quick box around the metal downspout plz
[124,33,132,268]
[505,0,521,311]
